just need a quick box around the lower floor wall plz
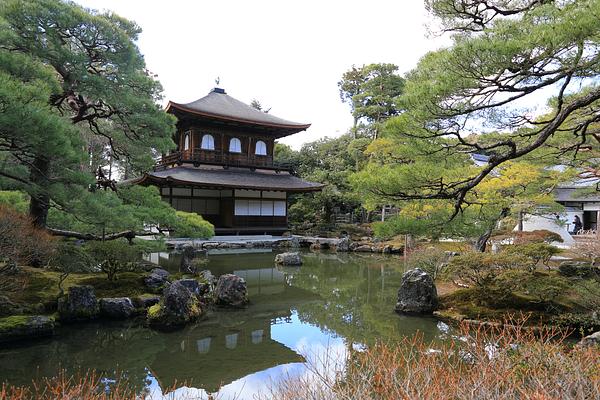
[158,186,289,230]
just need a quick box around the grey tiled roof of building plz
[137,166,324,193]
[167,88,310,129]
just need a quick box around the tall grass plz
[264,321,600,400]
[0,369,139,400]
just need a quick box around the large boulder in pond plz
[144,268,170,290]
[99,297,135,319]
[214,274,248,308]
[395,268,438,315]
[0,315,55,343]
[147,280,202,330]
[274,252,302,266]
[58,285,99,322]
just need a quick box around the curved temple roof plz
[166,88,311,133]
[135,165,324,193]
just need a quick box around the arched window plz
[255,140,267,156]
[183,133,190,150]
[200,134,215,150]
[229,137,242,153]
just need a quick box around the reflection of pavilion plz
[150,284,319,393]
[233,267,285,296]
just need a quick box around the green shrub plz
[172,211,214,238]
[505,243,561,271]
[448,252,533,305]
[51,241,94,296]
[0,190,29,213]
[408,247,450,281]
[86,239,141,281]
[519,274,570,310]
[551,312,600,336]
[512,230,563,245]
[449,252,530,288]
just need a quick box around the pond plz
[0,250,445,399]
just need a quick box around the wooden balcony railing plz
[157,150,294,172]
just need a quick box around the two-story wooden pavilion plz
[134,87,323,235]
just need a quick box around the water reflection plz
[0,251,442,399]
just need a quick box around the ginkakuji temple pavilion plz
[134,87,323,235]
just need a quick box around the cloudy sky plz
[75,0,449,149]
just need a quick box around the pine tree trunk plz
[28,155,50,227]
[474,207,511,253]
[474,228,493,252]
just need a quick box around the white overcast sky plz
[74,0,449,149]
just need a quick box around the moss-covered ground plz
[435,270,599,334]
[4,267,156,315]
[0,315,34,332]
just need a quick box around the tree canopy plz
[372,0,600,214]
[0,0,195,239]
[338,63,405,137]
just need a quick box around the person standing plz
[573,215,583,235]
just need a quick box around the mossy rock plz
[0,315,55,343]
[57,286,99,322]
[132,294,161,309]
[147,281,203,331]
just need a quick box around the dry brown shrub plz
[264,319,600,400]
[0,370,139,400]
[0,205,56,268]
[0,369,206,400]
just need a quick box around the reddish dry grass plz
[0,370,139,400]
[265,320,600,400]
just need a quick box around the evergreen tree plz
[0,0,179,238]
[380,0,600,212]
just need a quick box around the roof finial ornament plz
[215,77,220,86]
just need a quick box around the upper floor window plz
[255,140,267,156]
[201,134,215,150]
[229,137,242,153]
[183,132,190,150]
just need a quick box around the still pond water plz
[0,250,445,399]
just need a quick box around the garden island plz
[0,0,599,399]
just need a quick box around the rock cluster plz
[395,268,438,314]
[144,268,171,290]
[132,294,160,309]
[349,241,402,254]
[99,297,135,319]
[58,286,99,322]
[214,274,249,308]
[147,280,203,330]
[176,238,298,251]
[179,278,210,297]
[274,252,303,266]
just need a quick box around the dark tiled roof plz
[166,88,310,132]
[135,166,324,192]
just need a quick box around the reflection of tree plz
[0,321,161,391]
[288,253,439,344]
